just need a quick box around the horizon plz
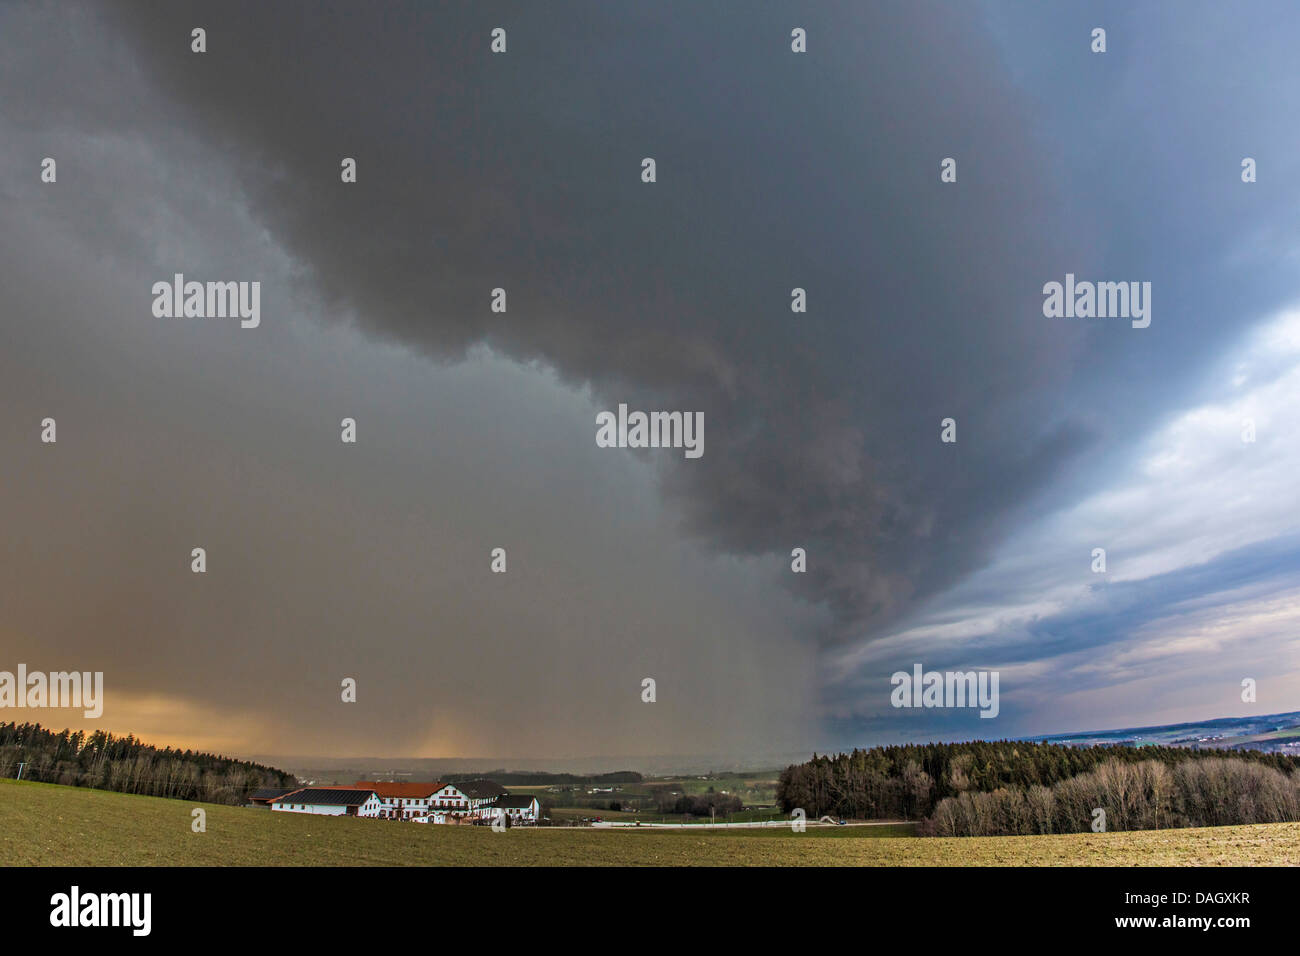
[13,704,1299,779]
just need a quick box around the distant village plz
[247,779,540,825]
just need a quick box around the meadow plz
[3,779,1298,866]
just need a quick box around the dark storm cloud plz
[0,3,821,760]
[96,0,1103,643]
[8,0,1300,755]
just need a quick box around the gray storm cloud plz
[3,0,1299,757]
[97,0,1094,644]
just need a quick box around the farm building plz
[427,780,509,821]
[256,779,526,825]
[270,788,383,818]
[247,787,300,808]
[454,779,509,809]
[429,782,470,815]
[479,793,541,825]
[355,780,444,821]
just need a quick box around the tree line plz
[0,722,296,805]
[923,756,1300,836]
[776,740,1300,822]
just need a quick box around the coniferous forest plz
[0,722,295,805]
[776,741,1300,835]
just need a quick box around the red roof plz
[355,780,443,798]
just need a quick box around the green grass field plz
[510,772,781,821]
[4,779,1298,866]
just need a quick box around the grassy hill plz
[4,778,1298,866]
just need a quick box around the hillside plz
[4,779,1298,866]
[0,723,296,804]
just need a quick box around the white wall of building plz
[272,793,383,818]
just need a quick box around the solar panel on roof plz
[273,788,375,806]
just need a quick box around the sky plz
[1,1,1298,765]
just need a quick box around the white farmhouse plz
[269,788,383,818]
[429,780,508,821]
[455,779,509,812]
[355,781,443,821]
[429,782,471,818]
[476,793,541,825]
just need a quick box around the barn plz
[269,788,383,818]
[247,787,300,809]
